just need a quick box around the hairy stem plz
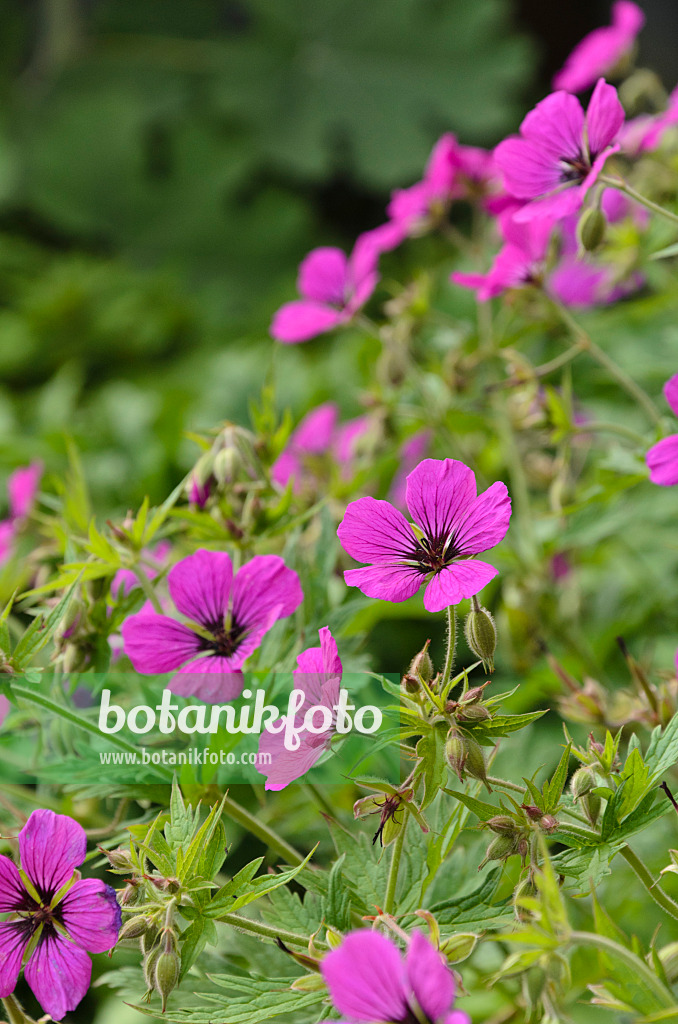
[486,776,525,794]
[620,844,678,922]
[217,911,327,950]
[384,811,408,915]
[132,567,163,613]
[1,995,35,1024]
[9,685,141,757]
[222,793,305,866]
[600,174,678,227]
[441,606,457,689]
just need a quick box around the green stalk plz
[217,911,327,950]
[9,685,140,756]
[441,606,457,689]
[620,844,678,922]
[222,793,305,866]
[133,567,163,613]
[600,175,678,227]
[1,995,36,1024]
[568,930,674,1007]
[384,811,408,915]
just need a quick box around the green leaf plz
[416,723,448,811]
[131,974,326,1023]
[12,576,81,668]
[444,788,500,823]
[542,743,571,813]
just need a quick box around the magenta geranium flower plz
[0,809,121,1021]
[321,929,469,1024]
[337,458,511,613]
[494,79,625,222]
[386,134,457,239]
[121,548,303,702]
[646,374,678,486]
[0,461,42,565]
[452,212,557,301]
[271,235,380,344]
[272,403,371,491]
[257,626,342,791]
[553,1,644,94]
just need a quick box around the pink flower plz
[452,212,556,300]
[0,809,120,1021]
[0,696,9,728]
[646,375,678,486]
[272,403,371,491]
[257,626,342,790]
[110,541,172,600]
[121,549,303,702]
[386,134,457,239]
[620,85,678,154]
[553,1,644,94]
[321,929,470,1024]
[494,79,625,222]
[188,474,211,508]
[0,461,42,565]
[271,235,380,344]
[337,458,511,613]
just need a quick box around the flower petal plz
[19,810,86,900]
[298,247,348,304]
[168,549,233,630]
[0,855,28,913]
[271,301,344,344]
[664,374,678,419]
[121,613,202,674]
[344,564,423,603]
[59,879,121,954]
[423,561,498,612]
[586,79,625,156]
[406,459,477,547]
[493,138,564,200]
[25,930,92,1021]
[321,931,409,1022]
[257,726,328,791]
[646,435,678,486]
[407,930,455,1022]
[290,403,339,455]
[0,696,8,728]
[338,496,417,564]
[7,462,42,520]
[520,91,585,160]
[0,922,30,998]
[232,555,303,631]
[170,658,245,704]
[453,481,511,556]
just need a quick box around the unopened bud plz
[118,916,150,941]
[522,804,542,821]
[213,446,241,486]
[460,684,489,705]
[291,973,327,992]
[463,734,490,788]
[487,815,517,835]
[539,814,559,834]
[325,927,343,950]
[446,731,490,789]
[464,602,497,672]
[571,766,595,801]
[445,731,467,783]
[101,846,134,872]
[401,673,420,694]
[577,207,606,252]
[456,703,491,723]
[155,948,181,1012]
[581,791,601,827]
[439,933,478,963]
[119,882,142,907]
[479,833,519,869]
[408,643,433,684]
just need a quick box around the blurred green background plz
[0,0,541,510]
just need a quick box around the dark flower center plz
[202,620,247,658]
[414,534,461,574]
[560,153,591,183]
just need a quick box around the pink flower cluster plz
[0,462,42,566]
[272,402,372,492]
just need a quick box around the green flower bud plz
[577,207,607,251]
[456,703,491,723]
[291,973,327,992]
[401,673,421,694]
[478,833,519,869]
[464,601,497,672]
[463,734,490,788]
[581,791,601,827]
[446,730,490,789]
[325,927,343,950]
[571,766,595,801]
[487,815,517,835]
[439,933,478,963]
[539,814,559,834]
[100,845,134,872]
[118,916,150,941]
[408,644,433,684]
[445,731,467,783]
[143,945,162,991]
[213,446,241,486]
[155,949,181,1013]
[659,941,678,982]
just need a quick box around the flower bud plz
[522,804,542,821]
[577,207,606,252]
[486,815,517,835]
[478,833,519,869]
[118,915,150,941]
[446,731,490,789]
[100,846,134,872]
[213,446,241,486]
[456,703,491,723]
[581,791,601,827]
[570,766,595,801]
[463,734,490,788]
[464,602,497,672]
[539,814,559,834]
[119,882,142,907]
[439,933,478,963]
[408,643,433,684]
[445,731,467,783]
[155,948,181,1012]
[401,673,421,695]
[460,684,489,705]
[325,927,343,950]
[291,973,327,992]
[143,945,162,991]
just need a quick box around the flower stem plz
[384,810,408,915]
[620,844,678,922]
[304,782,337,819]
[8,685,142,757]
[132,567,163,613]
[485,775,525,794]
[217,911,327,950]
[221,793,305,866]
[551,298,661,427]
[567,930,674,1007]
[600,174,678,227]
[441,606,457,689]
[1,996,36,1024]
[570,421,648,445]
